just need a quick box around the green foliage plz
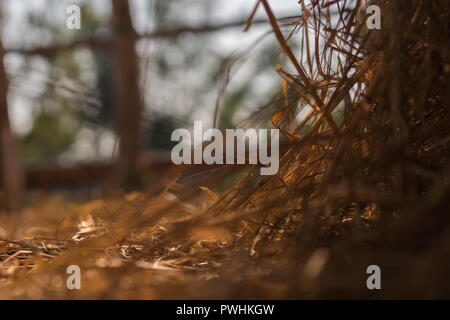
[20,104,79,163]
[145,114,181,150]
[18,3,111,163]
[219,85,250,130]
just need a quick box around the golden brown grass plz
[1,0,449,299]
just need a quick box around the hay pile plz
[1,0,449,299]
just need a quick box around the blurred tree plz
[17,4,100,163]
[77,3,115,128]
[111,0,142,189]
[0,14,25,212]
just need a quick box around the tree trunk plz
[0,34,25,212]
[111,0,142,189]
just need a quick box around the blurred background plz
[0,0,298,208]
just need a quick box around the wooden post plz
[0,27,25,212]
[111,0,142,189]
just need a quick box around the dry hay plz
[1,0,449,299]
